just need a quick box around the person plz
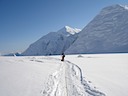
[61,53,65,61]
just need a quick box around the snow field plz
[0,53,128,96]
[64,53,128,96]
[0,56,59,96]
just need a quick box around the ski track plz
[41,58,105,96]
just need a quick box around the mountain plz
[22,4,128,55]
[4,52,22,56]
[65,4,128,54]
[22,26,81,56]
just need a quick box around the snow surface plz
[0,53,128,96]
[42,60,105,96]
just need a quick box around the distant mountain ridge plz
[22,4,128,56]
[22,26,81,55]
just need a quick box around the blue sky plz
[0,0,128,54]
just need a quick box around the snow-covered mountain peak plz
[64,26,81,34]
[57,26,81,36]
